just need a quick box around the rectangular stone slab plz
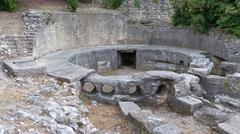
[172,95,203,114]
[119,102,141,117]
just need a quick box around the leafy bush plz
[133,0,140,8]
[103,0,123,9]
[171,0,240,37]
[153,0,160,4]
[66,0,79,12]
[0,0,17,12]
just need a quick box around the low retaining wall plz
[125,25,240,62]
[0,35,34,55]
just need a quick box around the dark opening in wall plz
[118,50,136,68]
[131,86,142,96]
[179,60,184,66]
[156,84,167,96]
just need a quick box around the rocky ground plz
[0,70,135,134]
[0,46,220,134]
[0,47,133,133]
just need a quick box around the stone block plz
[188,62,213,78]
[193,107,228,126]
[3,56,46,77]
[171,96,203,114]
[128,110,182,134]
[119,101,141,117]
[190,58,210,68]
[217,114,240,134]
[204,75,240,100]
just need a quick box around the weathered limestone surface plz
[215,95,240,109]
[180,74,206,97]
[3,56,46,77]
[0,35,34,55]
[171,96,203,114]
[220,61,240,75]
[128,110,182,134]
[193,107,228,127]
[119,102,141,117]
[217,114,240,134]
[32,10,128,58]
[204,74,240,99]
[119,102,182,134]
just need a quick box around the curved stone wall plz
[67,45,212,75]
[125,25,239,62]
[33,10,128,58]
[30,45,211,106]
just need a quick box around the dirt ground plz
[84,99,218,134]
[88,103,134,133]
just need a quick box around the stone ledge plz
[3,56,46,77]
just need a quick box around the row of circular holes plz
[82,82,139,95]
[82,82,167,96]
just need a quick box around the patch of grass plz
[153,0,160,4]
[224,80,231,89]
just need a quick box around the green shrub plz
[0,0,17,12]
[171,0,240,37]
[153,0,160,4]
[133,0,140,8]
[66,0,79,12]
[103,0,123,9]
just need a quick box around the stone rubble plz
[119,101,182,134]
[215,95,240,109]
[217,114,240,134]
[0,75,98,134]
[193,106,229,127]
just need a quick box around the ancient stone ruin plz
[2,1,240,134]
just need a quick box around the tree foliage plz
[103,0,123,9]
[66,0,79,12]
[171,0,240,37]
[0,0,17,12]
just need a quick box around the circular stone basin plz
[68,45,204,74]
[39,45,213,105]
[68,46,212,104]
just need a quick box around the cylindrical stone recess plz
[102,84,114,93]
[82,82,95,93]
[128,86,137,94]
